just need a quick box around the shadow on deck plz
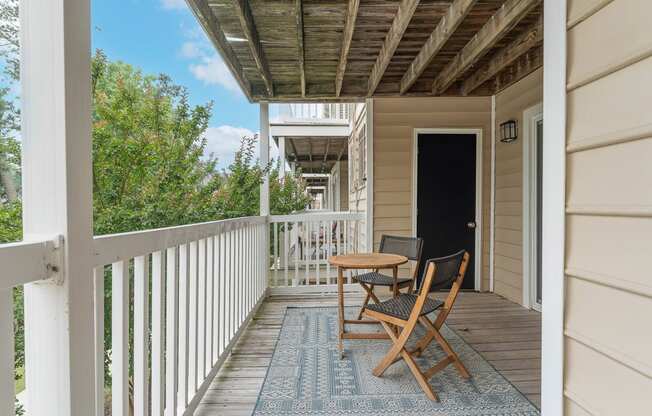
[194,292,541,416]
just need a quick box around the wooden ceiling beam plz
[323,138,331,163]
[289,138,299,161]
[462,14,542,95]
[335,0,361,97]
[431,0,541,95]
[493,46,543,94]
[296,0,306,97]
[336,141,347,161]
[294,154,346,162]
[232,0,274,97]
[367,0,421,96]
[399,0,477,95]
[186,0,253,101]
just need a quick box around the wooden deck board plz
[194,292,541,416]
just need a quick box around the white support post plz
[20,0,96,415]
[260,102,270,216]
[542,0,567,414]
[279,136,286,179]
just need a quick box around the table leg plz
[393,266,399,297]
[338,266,345,358]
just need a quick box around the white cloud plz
[204,125,255,169]
[161,0,187,10]
[179,41,202,59]
[204,125,279,170]
[189,54,242,95]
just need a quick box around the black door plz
[417,133,476,290]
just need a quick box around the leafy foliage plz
[91,50,222,235]
[0,0,19,82]
[0,48,309,414]
[269,161,311,215]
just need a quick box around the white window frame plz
[522,102,543,312]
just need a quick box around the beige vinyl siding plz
[493,68,543,305]
[338,162,349,211]
[564,0,652,413]
[372,97,491,288]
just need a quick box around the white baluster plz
[93,268,104,416]
[284,221,289,286]
[165,247,179,416]
[152,251,165,416]
[188,241,198,394]
[0,289,14,416]
[111,260,129,416]
[206,237,214,374]
[197,239,206,381]
[134,255,150,416]
[177,244,190,409]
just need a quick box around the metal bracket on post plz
[37,235,65,285]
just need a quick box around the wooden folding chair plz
[354,235,423,319]
[362,250,471,401]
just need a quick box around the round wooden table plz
[328,253,409,358]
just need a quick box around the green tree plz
[91,50,222,235]
[0,86,20,202]
[214,134,310,217]
[0,0,20,206]
[0,0,19,82]
[0,49,310,414]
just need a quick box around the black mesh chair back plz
[417,250,466,293]
[379,235,423,261]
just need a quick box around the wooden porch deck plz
[194,292,541,416]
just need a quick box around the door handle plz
[467,221,476,229]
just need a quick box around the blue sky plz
[92,0,276,168]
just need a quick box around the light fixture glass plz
[500,119,518,143]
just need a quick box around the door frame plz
[523,102,543,311]
[412,128,483,291]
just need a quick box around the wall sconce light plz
[500,120,518,143]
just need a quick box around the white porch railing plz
[268,212,365,294]
[1,216,268,416]
[0,238,62,415]
[278,103,351,122]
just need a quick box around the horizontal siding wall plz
[372,97,491,288]
[493,68,543,305]
[564,0,652,413]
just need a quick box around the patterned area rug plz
[252,306,539,416]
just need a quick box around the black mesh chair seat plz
[365,293,444,321]
[354,271,412,287]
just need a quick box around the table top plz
[328,253,408,269]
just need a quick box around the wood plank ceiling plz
[281,136,349,173]
[189,0,543,102]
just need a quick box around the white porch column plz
[278,136,286,179]
[20,0,96,415]
[259,102,270,216]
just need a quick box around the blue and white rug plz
[252,307,539,415]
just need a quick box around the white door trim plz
[412,128,483,291]
[490,95,496,293]
[522,102,543,311]
[542,0,567,413]
[365,99,374,252]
